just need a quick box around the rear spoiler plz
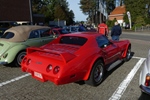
[27,47,76,64]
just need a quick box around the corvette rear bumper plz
[22,67,66,85]
[140,85,150,95]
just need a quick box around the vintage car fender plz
[83,53,104,81]
[139,52,150,85]
[2,44,28,63]
[122,43,131,58]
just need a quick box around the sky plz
[67,0,88,21]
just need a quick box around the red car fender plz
[121,43,131,58]
[83,54,104,81]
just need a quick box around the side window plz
[29,30,40,39]
[96,35,110,48]
[40,29,50,37]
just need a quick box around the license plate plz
[34,71,43,79]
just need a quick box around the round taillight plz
[53,66,60,74]
[26,59,31,65]
[46,64,53,72]
[22,57,27,64]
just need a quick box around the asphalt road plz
[0,31,150,100]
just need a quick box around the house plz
[108,5,126,26]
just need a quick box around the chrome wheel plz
[94,64,103,83]
[85,60,104,86]
[16,51,26,67]
[124,46,131,61]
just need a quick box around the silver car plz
[139,50,150,95]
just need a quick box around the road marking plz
[132,56,144,59]
[109,57,146,100]
[0,56,145,88]
[0,73,31,87]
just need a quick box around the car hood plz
[0,41,16,56]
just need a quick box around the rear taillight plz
[22,57,27,64]
[26,59,31,65]
[53,66,60,74]
[46,64,53,72]
[145,74,150,86]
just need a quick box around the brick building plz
[108,5,126,25]
[0,0,45,25]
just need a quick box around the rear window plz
[58,29,69,34]
[1,32,14,39]
[60,36,87,46]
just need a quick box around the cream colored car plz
[0,25,55,67]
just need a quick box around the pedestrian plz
[78,23,86,32]
[98,21,109,36]
[111,21,122,41]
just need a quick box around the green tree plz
[79,0,96,24]
[105,0,115,15]
[124,0,150,26]
[32,0,75,25]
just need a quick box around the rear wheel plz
[124,46,131,61]
[85,60,104,86]
[14,51,26,67]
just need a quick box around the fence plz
[134,26,150,32]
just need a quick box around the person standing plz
[78,23,86,32]
[98,21,109,36]
[111,21,122,41]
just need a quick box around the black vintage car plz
[0,21,19,36]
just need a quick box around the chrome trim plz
[140,85,150,95]
[0,61,8,65]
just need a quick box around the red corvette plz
[21,32,131,86]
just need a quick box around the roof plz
[62,32,100,38]
[110,5,126,15]
[1,25,50,42]
[109,5,126,21]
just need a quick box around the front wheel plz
[14,51,26,67]
[85,60,104,86]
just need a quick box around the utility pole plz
[29,0,33,25]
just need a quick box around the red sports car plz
[21,32,131,86]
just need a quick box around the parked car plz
[125,24,130,29]
[0,28,7,36]
[139,50,150,95]
[67,26,79,33]
[21,32,131,86]
[51,28,70,36]
[0,25,56,67]
[0,21,19,36]
[49,25,61,28]
[0,21,19,28]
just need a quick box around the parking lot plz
[0,31,149,100]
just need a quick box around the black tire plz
[85,60,104,86]
[14,51,26,67]
[124,45,131,62]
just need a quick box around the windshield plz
[58,29,69,34]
